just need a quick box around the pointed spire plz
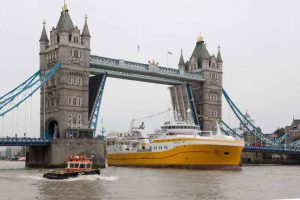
[56,1,74,33]
[39,20,49,42]
[217,45,223,63]
[178,49,185,66]
[82,15,91,37]
[191,34,210,60]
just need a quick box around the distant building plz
[234,111,258,146]
[5,147,23,158]
[169,36,223,131]
[285,119,300,143]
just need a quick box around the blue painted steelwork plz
[222,89,300,149]
[274,133,288,143]
[0,63,61,116]
[220,120,242,139]
[286,138,300,147]
[90,55,205,85]
[0,137,51,146]
[0,70,40,109]
[185,83,200,126]
[222,89,280,146]
[244,145,300,155]
[88,73,107,134]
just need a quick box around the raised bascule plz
[0,3,299,167]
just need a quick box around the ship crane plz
[130,108,171,130]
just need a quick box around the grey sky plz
[0,0,299,137]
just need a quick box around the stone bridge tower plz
[39,4,91,139]
[169,36,223,131]
[27,4,105,168]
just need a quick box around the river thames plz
[0,161,299,200]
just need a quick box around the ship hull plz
[108,143,243,170]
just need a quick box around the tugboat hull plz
[43,169,100,180]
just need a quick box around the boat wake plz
[0,171,119,182]
[41,174,119,182]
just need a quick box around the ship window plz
[74,163,79,168]
[70,163,75,168]
[224,152,230,155]
[79,163,85,168]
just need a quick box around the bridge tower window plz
[72,116,77,127]
[73,98,77,106]
[74,37,79,43]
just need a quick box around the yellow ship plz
[107,120,244,170]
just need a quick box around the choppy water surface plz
[0,161,300,200]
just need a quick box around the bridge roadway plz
[244,145,300,155]
[89,55,205,85]
[0,137,51,146]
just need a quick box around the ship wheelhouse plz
[160,121,201,136]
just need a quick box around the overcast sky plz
[0,0,299,137]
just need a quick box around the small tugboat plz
[43,155,100,180]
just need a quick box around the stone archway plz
[46,120,60,139]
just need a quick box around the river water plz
[0,161,299,200]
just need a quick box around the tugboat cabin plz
[65,155,93,172]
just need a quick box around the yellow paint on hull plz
[108,144,243,168]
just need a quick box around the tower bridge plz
[0,3,299,167]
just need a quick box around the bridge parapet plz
[124,60,149,70]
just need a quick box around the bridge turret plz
[39,21,49,52]
[81,15,91,49]
[178,49,185,72]
[56,7,74,46]
[191,35,210,70]
[217,45,223,70]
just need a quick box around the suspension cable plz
[11,109,14,137]
[24,98,27,137]
[16,96,19,137]
[30,92,32,137]
[0,63,61,117]
[1,116,4,137]
[0,116,2,136]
